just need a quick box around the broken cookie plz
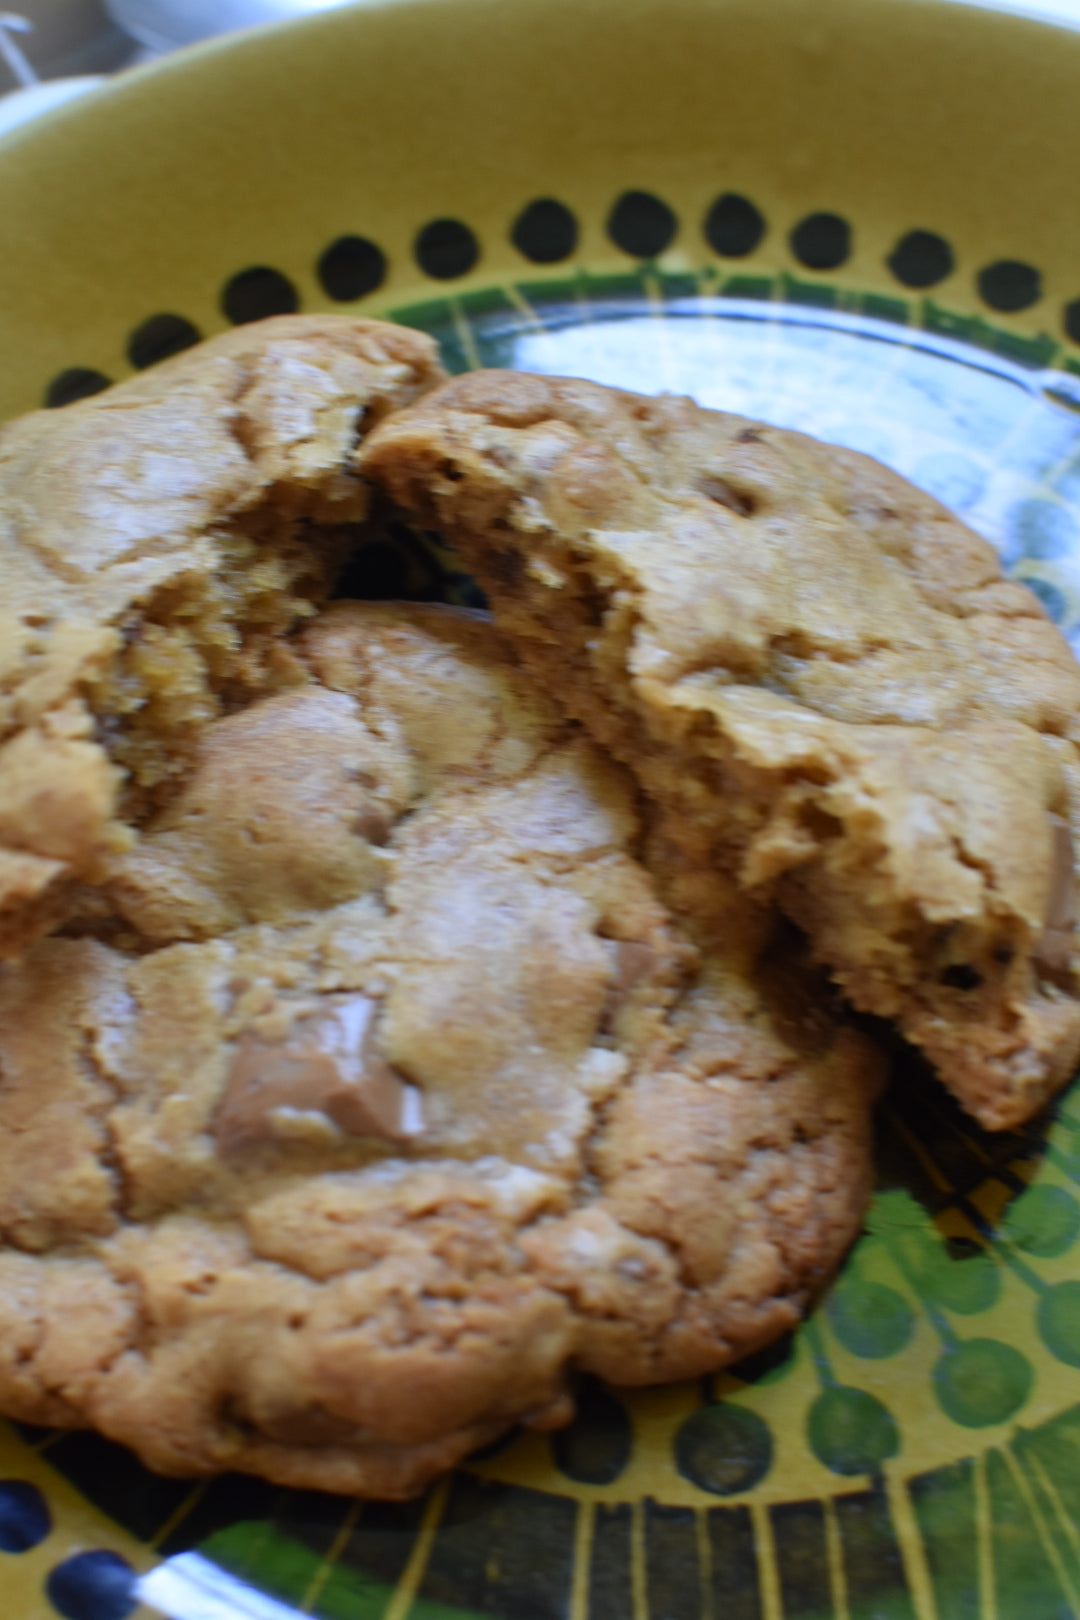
[0,603,881,1498]
[0,315,444,956]
[362,372,1080,1129]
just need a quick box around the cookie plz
[361,371,1080,1130]
[0,603,880,1498]
[0,314,444,958]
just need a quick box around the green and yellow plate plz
[6,1,1080,1614]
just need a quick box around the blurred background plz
[2,0,1080,94]
[0,0,356,131]
[1,0,1080,131]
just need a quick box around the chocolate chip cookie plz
[0,603,880,1498]
[0,315,444,957]
[361,371,1080,1130]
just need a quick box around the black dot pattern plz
[0,1479,51,1552]
[704,193,766,258]
[317,236,387,302]
[790,212,851,272]
[887,230,954,289]
[45,368,112,409]
[126,313,201,371]
[674,1403,773,1495]
[606,190,677,259]
[45,1550,137,1620]
[36,193,1069,477]
[511,198,578,264]
[550,1381,632,1484]
[414,219,479,280]
[221,266,300,325]
[978,259,1042,313]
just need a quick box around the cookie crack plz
[75,1023,132,1227]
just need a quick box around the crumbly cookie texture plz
[0,315,444,956]
[362,371,1080,1130]
[0,604,880,1499]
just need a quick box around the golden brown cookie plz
[0,603,880,1498]
[0,315,444,957]
[361,371,1080,1130]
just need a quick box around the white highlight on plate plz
[943,0,1080,27]
[496,300,1080,650]
[138,1552,308,1620]
[104,0,356,54]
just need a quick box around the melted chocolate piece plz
[216,994,424,1153]
[696,474,754,517]
[598,939,657,1034]
[1035,813,1077,975]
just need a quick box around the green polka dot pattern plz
[1003,1186,1080,1258]
[825,1280,916,1359]
[933,1342,1035,1428]
[807,1387,901,1476]
[1038,1282,1080,1367]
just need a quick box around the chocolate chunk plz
[1035,814,1077,975]
[351,805,392,846]
[613,941,656,997]
[598,939,657,1034]
[1044,815,1076,932]
[696,475,754,516]
[216,994,424,1153]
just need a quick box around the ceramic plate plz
[5,2,1080,1615]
